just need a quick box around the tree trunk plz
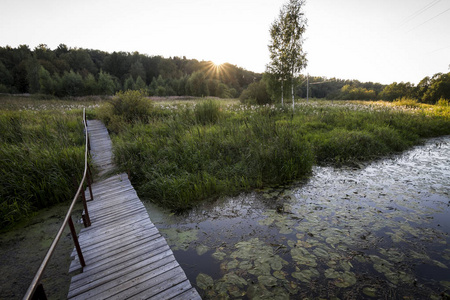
[291,71,295,110]
[281,80,284,106]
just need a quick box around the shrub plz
[240,80,272,104]
[109,90,152,123]
[393,97,420,108]
[437,98,449,107]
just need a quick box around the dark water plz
[145,136,450,299]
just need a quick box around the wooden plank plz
[169,287,202,300]
[77,213,150,236]
[70,245,171,288]
[69,261,180,300]
[68,252,176,299]
[75,226,159,258]
[70,235,166,273]
[87,198,144,217]
[97,265,185,300]
[73,237,170,275]
[73,225,158,257]
[145,280,193,299]
[71,221,154,257]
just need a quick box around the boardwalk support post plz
[81,189,91,227]
[68,217,86,268]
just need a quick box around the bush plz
[392,97,420,108]
[109,90,152,123]
[240,80,272,104]
[437,98,449,107]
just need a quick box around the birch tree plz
[267,0,307,107]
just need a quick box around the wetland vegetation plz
[99,92,450,212]
[1,93,449,299]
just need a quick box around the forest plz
[0,44,261,98]
[0,44,449,104]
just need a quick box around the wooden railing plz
[23,108,94,300]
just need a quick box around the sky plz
[0,0,449,85]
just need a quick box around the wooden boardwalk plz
[67,120,201,300]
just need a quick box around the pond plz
[145,136,450,299]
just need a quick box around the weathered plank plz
[68,120,200,299]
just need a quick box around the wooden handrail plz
[23,108,93,300]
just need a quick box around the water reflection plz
[145,136,450,299]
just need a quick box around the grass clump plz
[194,99,222,125]
[0,108,85,228]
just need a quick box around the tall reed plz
[0,109,84,228]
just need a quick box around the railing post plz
[31,284,47,300]
[81,190,91,227]
[68,217,86,268]
[86,164,94,201]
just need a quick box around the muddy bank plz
[0,202,83,299]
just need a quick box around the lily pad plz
[196,273,214,290]
[227,259,239,269]
[340,260,353,272]
[160,227,198,251]
[258,275,278,287]
[223,273,247,288]
[239,260,252,270]
[362,287,377,297]
[212,250,227,261]
[195,244,209,256]
[333,271,357,288]
[291,247,317,267]
[325,268,340,279]
[270,255,288,271]
[292,268,320,283]
[227,285,244,297]
[273,270,287,280]
[313,247,329,259]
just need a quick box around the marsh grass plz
[3,95,449,224]
[102,99,450,211]
[0,98,86,228]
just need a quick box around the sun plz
[203,60,229,79]
[212,60,225,68]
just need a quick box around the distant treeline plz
[298,73,450,104]
[241,72,450,105]
[0,44,448,103]
[0,44,261,98]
